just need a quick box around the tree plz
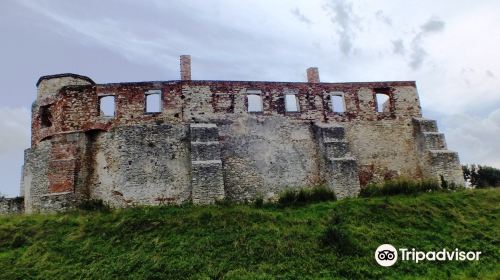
[463,164,500,188]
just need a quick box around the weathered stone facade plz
[20,56,464,213]
[0,197,24,215]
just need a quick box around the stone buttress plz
[413,118,464,186]
[314,123,361,198]
[189,123,225,204]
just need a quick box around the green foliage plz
[440,175,461,191]
[76,199,110,212]
[214,197,234,207]
[463,164,500,188]
[277,186,336,207]
[253,195,264,208]
[0,189,498,279]
[359,177,448,197]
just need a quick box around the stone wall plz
[20,73,465,212]
[0,197,24,215]
[413,118,464,186]
[219,115,321,201]
[88,124,192,207]
[22,134,84,213]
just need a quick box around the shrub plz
[11,233,27,248]
[214,197,234,207]
[77,199,110,212]
[253,196,264,208]
[278,186,336,207]
[359,178,441,197]
[463,164,500,188]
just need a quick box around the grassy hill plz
[0,189,498,279]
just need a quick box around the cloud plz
[291,8,312,25]
[0,107,30,155]
[420,18,445,33]
[408,17,445,70]
[15,0,310,81]
[392,39,405,55]
[409,43,427,70]
[441,108,500,168]
[375,10,392,25]
[0,107,30,197]
[323,0,359,55]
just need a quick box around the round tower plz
[36,73,95,99]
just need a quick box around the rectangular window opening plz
[246,89,263,112]
[99,96,115,117]
[331,94,346,113]
[285,94,300,112]
[40,105,53,128]
[145,90,162,113]
[375,93,390,113]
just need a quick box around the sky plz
[0,0,499,197]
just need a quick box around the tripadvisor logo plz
[375,244,482,267]
[375,244,398,267]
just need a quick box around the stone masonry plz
[19,56,464,213]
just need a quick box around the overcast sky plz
[0,0,499,197]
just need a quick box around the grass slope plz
[0,189,498,279]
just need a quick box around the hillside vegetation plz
[0,189,499,279]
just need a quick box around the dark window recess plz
[99,96,115,117]
[40,105,53,128]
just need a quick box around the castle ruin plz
[20,56,464,213]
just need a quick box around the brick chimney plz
[180,55,191,81]
[307,67,320,83]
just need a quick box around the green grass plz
[0,189,499,279]
[277,185,336,207]
[359,177,459,197]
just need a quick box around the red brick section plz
[180,55,191,81]
[48,141,77,193]
[48,160,75,193]
[307,67,320,83]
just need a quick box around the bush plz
[253,196,264,208]
[278,186,336,207]
[214,197,234,207]
[463,164,500,188]
[359,178,441,197]
[77,199,110,212]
